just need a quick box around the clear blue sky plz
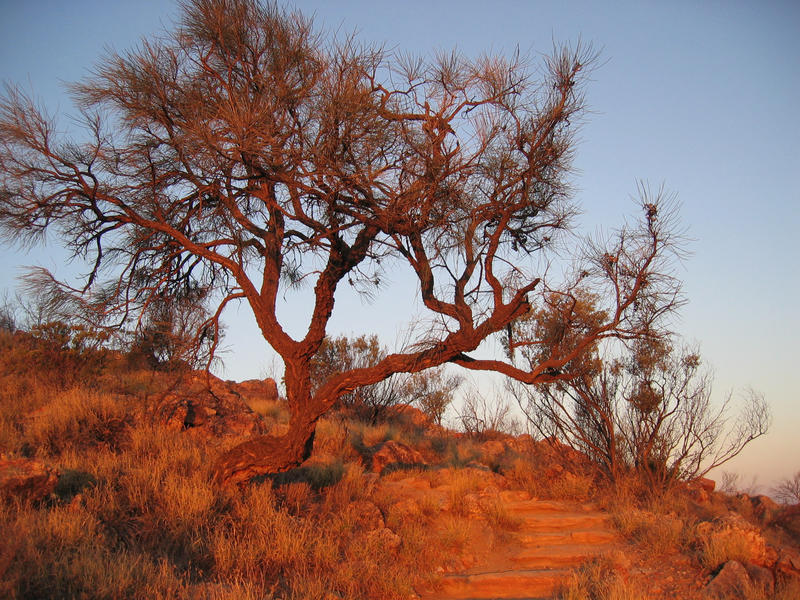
[1,0,798,489]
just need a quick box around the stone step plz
[504,499,595,513]
[515,512,612,532]
[428,568,572,600]
[510,543,619,569]
[516,528,618,546]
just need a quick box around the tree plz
[309,334,462,424]
[309,334,401,422]
[772,471,800,505]
[0,0,684,486]
[129,285,221,371]
[402,369,462,426]
[512,325,771,489]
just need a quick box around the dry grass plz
[612,508,689,556]
[3,332,798,599]
[695,530,756,571]
[549,471,595,501]
[437,514,472,552]
[558,556,646,600]
[502,454,596,502]
[479,495,522,532]
[245,396,288,423]
[442,469,486,516]
[23,389,129,456]
[0,338,444,599]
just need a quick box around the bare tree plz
[0,0,684,486]
[458,390,520,438]
[513,331,771,488]
[772,471,800,505]
[0,292,19,332]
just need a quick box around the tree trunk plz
[212,416,317,487]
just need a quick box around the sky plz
[0,0,798,490]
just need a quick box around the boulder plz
[697,477,716,493]
[687,478,716,504]
[535,436,591,468]
[479,440,508,465]
[366,527,402,550]
[236,378,279,402]
[695,513,768,566]
[743,563,774,596]
[749,494,780,523]
[0,457,59,503]
[389,498,423,519]
[687,477,717,503]
[773,545,800,582]
[370,440,427,474]
[149,379,266,441]
[703,560,751,599]
[386,404,432,429]
[352,500,385,531]
[506,434,536,455]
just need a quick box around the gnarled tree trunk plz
[213,415,317,487]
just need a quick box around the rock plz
[352,500,385,531]
[386,404,432,429]
[465,461,491,471]
[697,477,716,493]
[366,527,402,550]
[743,563,774,596]
[695,513,768,567]
[370,440,427,474]
[774,504,800,539]
[749,494,780,523]
[535,437,591,469]
[479,440,508,465]
[0,457,59,503]
[773,545,800,582]
[688,477,717,503]
[390,498,423,519]
[148,377,266,441]
[703,560,751,599]
[236,378,279,402]
[507,434,536,455]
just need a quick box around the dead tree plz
[0,0,684,486]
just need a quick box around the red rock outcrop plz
[147,374,266,440]
[370,440,427,474]
[0,457,59,503]
[696,513,768,566]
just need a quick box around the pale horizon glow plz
[1,1,797,491]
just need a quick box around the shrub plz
[559,555,645,600]
[696,530,755,571]
[772,471,800,505]
[24,389,129,456]
[480,496,522,532]
[612,509,688,556]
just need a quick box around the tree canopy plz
[0,0,685,485]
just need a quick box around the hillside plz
[1,328,799,599]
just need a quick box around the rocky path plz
[420,494,621,600]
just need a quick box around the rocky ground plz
[2,371,799,599]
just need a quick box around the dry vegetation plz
[0,328,446,599]
[1,328,799,600]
